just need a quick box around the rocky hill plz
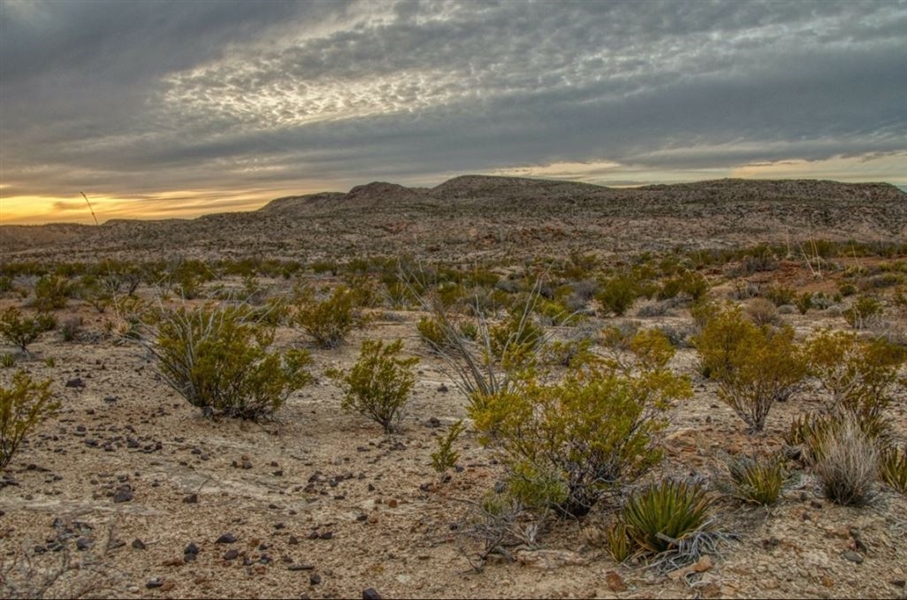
[2,176,905,262]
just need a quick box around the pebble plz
[216,533,237,544]
[310,574,322,585]
[843,551,863,564]
[76,537,93,551]
[223,549,240,561]
[605,571,626,592]
[146,578,164,589]
[362,588,382,600]
[65,378,85,388]
[132,539,146,550]
[113,487,133,503]
[183,493,199,504]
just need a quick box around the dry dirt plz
[1,175,906,599]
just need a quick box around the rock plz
[183,493,198,504]
[65,378,85,388]
[160,581,176,592]
[514,549,588,569]
[318,531,333,540]
[76,537,93,551]
[288,535,299,545]
[843,551,863,564]
[605,571,626,592]
[146,578,164,589]
[223,549,239,561]
[890,579,906,588]
[288,563,315,571]
[693,555,713,572]
[216,533,237,544]
[362,589,382,600]
[132,539,146,550]
[310,573,322,585]
[184,542,200,556]
[113,487,133,503]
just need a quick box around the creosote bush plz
[146,304,312,420]
[328,338,418,433]
[0,307,56,353]
[472,329,691,517]
[694,303,805,431]
[1,370,58,469]
[843,295,883,330]
[431,419,466,473]
[294,285,363,348]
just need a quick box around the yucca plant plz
[880,445,907,495]
[622,480,712,554]
[606,519,634,563]
[727,454,785,505]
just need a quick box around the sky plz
[1,0,905,225]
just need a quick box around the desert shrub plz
[606,520,633,563]
[0,276,12,293]
[745,298,780,326]
[0,354,15,369]
[763,284,796,307]
[795,292,813,315]
[879,445,907,495]
[489,309,544,361]
[811,292,834,310]
[804,329,905,417]
[622,480,712,555]
[843,295,884,330]
[431,419,466,473]
[596,275,639,316]
[0,308,56,353]
[694,304,806,431]
[658,270,708,302]
[730,280,760,300]
[327,339,418,433]
[33,275,77,311]
[727,454,785,505]
[1,370,58,469]
[472,330,691,517]
[786,410,891,465]
[417,316,452,354]
[146,304,312,419]
[813,414,879,506]
[294,285,362,348]
[60,316,83,342]
[541,337,594,368]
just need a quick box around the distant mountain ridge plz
[2,175,905,261]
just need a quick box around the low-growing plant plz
[694,304,806,431]
[879,445,907,495]
[795,291,813,315]
[431,419,466,473]
[622,479,712,555]
[763,284,796,307]
[727,454,785,505]
[145,304,312,419]
[327,338,418,433]
[606,519,633,563]
[1,370,58,469]
[294,285,363,348]
[33,275,77,311]
[596,275,639,317]
[745,297,780,326]
[0,307,56,353]
[813,414,879,506]
[843,295,884,329]
[60,317,83,342]
[0,354,15,368]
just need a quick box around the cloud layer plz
[1,0,905,222]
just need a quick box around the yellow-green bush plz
[147,304,312,419]
[693,304,805,432]
[621,480,712,555]
[0,307,56,353]
[1,370,58,469]
[328,338,418,433]
[294,285,363,348]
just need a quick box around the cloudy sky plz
[1,0,905,224]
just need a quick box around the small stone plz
[216,533,237,544]
[810,500,824,509]
[890,579,906,588]
[159,581,176,592]
[183,493,198,504]
[288,564,315,571]
[65,378,85,388]
[693,555,713,572]
[318,531,333,540]
[223,549,239,561]
[310,573,322,585]
[288,535,299,545]
[605,571,626,592]
[113,487,133,503]
[799,491,809,501]
[362,588,382,600]
[146,578,164,589]
[76,537,93,551]
[132,539,146,550]
[843,551,863,564]
[184,542,200,556]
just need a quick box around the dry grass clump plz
[813,414,879,506]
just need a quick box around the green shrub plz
[0,308,55,353]
[745,298,780,326]
[1,370,58,469]
[328,339,418,433]
[0,354,15,369]
[294,285,362,348]
[147,304,312,419]
[658,270,708,302]
[880,445,907,495]
[431,420,466,473]
[417,316,452,354]
[842,295,884,329]
[472,331,691,517]
[727,454,785,505]
[622,480,712,555]
[804,329,905,417]
[814,414,879,506]
[596,275,639,317]
[33,275,77,311]
[763,284,796,307]
[795,292,813,315]
[694,304,806,431]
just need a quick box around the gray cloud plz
[1,0,905,218]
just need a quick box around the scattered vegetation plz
[1,370,58,469]
[621,479,713,555]
[726,454,785,505]
[0,307,56,353]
